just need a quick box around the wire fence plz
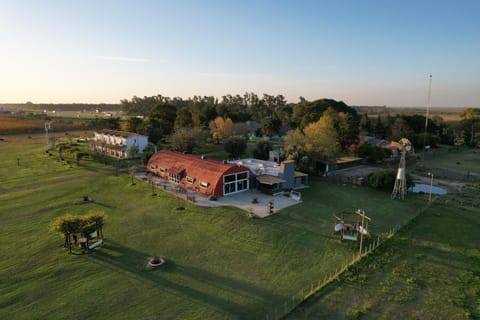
[264,200,435,320]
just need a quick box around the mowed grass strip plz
[0,143,424,319]
[286,199,480,320]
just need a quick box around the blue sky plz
[1,0,479,107]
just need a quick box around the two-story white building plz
[92,129,148,159]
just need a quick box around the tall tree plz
[174,107,193,129]
[303,113,339,162]
[209,116,235,144]
[147,104,177,137]
[169,127,206,153]
[261,115,282,136]
[224,136,247,158]
[359,113,371,134]
[460,108,480,146]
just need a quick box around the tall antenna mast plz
[423,75,432,161]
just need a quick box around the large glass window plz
[223,171,249,195]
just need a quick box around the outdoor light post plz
[428,172,434,202]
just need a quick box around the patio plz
[137,173,303,218]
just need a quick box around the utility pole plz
[423,75,432,161]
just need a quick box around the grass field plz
[285,148,480,319]
[413,147,480,183]
[285,198,480,320]
[0,142,425,319]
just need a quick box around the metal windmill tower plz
[391,138,412,200]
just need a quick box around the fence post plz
[284,301,287,315]
[275,308,277,319]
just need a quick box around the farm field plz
[285,198,480,320]
[422,148,480,181]
[1,142,425,319]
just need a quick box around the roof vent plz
[201,154,207,159]
[223,160,228,164]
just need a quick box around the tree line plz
[116,94,479,173]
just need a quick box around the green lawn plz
[1,143,425,319]
[286,196,480,319]
[422,147,480,181]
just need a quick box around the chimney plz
[279,160,295,189]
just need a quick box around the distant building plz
[362,135,404,157]
[146,150,251,197]
[92,129,148,159]
[229,158,308,195]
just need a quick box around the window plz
[200,181,209,188]
[150,164,158,169]
[186,176,195,184]
[237,172,248,180]
[223,171,249,195]
[169,173,180,184]
[224,174,236,183]
[159,167,166,173]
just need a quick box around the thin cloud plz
[197,72,273,81]
[95,55,151,63]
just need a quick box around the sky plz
[0,0,479,107]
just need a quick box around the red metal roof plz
[146,150,250,196]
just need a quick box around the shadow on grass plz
[87,240,281,317]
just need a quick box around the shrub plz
[358,144,392,163]
[224,136,247,158]
[367,169,414,191]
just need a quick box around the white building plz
[92,129,148,159]
[228,158,308,194]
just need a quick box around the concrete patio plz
[137,173,304,218]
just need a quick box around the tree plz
[390,117,411,141]
[224,136,247,158]
[50,211,105,253]
[209,116,235,144]
[252,140,273,160]
[141,144,155,165]
[291,98,357,130]
[337,111,359,150]
[460,108,480,147]
[123,117,144,133]
[303,112,339,162]
[359,113,371,134]
[174,107,193,129]
[282,128,309,171]
[169,127,206,153]
[358,144,392,163]
[261,115,282,136]
[367,169,414,191]
[374,116,386,138]
[147,103,177,137]
[127,145,139,159]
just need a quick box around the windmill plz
[391,138,412,200]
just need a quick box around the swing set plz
[333,209,371,242]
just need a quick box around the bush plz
[252,140,273,160]
[225,136,247,158]
[358,144,392,163]
[367,169,414,191]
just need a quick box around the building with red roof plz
[146,150,251,197]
